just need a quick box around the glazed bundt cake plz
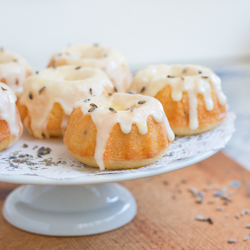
[64,93,175,170]
[18,65,114,138]
[48,44,132,92]
[0,49,32,97]
[130,64,227,136]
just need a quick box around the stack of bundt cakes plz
[1,44,228,171]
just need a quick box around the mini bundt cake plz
[130,65,227,136]
[0,82,23,151]
[48,44,132,92]
[18,66,114,138]
[0,49,32,97]
[64,93,175,170]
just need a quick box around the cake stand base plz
[3,183,137,236]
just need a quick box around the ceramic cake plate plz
[0,134,232,236]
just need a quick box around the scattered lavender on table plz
[235,214,240,219]
[228,238,237,243]
[216,207,223,211]
[181,178,187,184]
[172,194,177,199]
[163,180,169,185]
[188,187,198,197]
[196,192,204,203]
[230,180,241,188]
[241,209,249,216]
[195,215,213,225]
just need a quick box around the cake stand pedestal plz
[3,184,136,236]
[0,136,230,236]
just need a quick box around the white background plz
[1,0,250,70]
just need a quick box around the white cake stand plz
[0,135,231,236]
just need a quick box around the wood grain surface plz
[1,152,250,250]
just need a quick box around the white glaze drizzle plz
[75,93,175,170]
[0,82,22,138]
[0,50,32,96]
[52,44,132,92]
[19,66,114,138]
[130,64,227,130]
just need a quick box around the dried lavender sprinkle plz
[163,180,169,185]
[244,236,249,241]
[140,86,146,93]
[181,178,187,184]
[88,106,97,112]
[195,215,213,224]
[138,100,146,105]
[241,209,250,216]
[90,103,98,108]
[230,180,241,187]
[188,187,198,197]
[216,207,223,211]
[109,107,117,113]
[228,238,237,243]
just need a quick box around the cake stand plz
[0,135,231,236]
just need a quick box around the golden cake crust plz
[18,102,66,138]
[155,85,226,135]
[130,65,227,136]
[0,107,23,151]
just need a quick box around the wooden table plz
[1,152,250,250]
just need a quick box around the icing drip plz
[19,66,114,138]
[130,64,227,130]
[0,82,21,137]
[0,50,32,96]
[75,93,175,170]
[51,44,132,92]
